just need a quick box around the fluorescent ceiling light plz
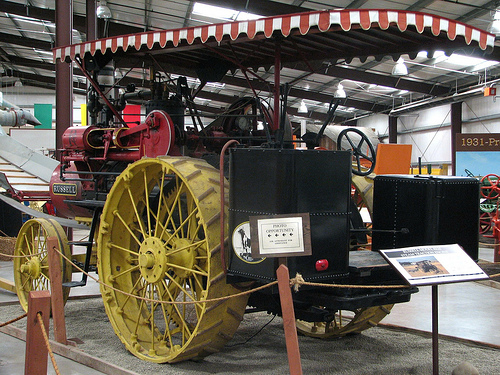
[193,2,261,22]
[446,54,487,66]
[470,60,499,72]
[417,51,499,71]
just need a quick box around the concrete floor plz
[0,247,498,374]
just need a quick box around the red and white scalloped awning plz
[54,9,496,66]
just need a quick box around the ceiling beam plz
[455,0,497,23]
[345,0,370,8]
[285,62,451,96]
[406,0,437,11]
[2,70,87,94]
[220,75,390,113]
[0,0,143,36]
[3,50,392,114]
[0,32,52,52]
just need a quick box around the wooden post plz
[25,290,51,375]
[277,263,303,375]
[47,236,68,345]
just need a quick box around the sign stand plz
[431,285,439,375]
[379,244,489,375]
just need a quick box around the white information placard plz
[250,213,311,258]
[379,244,489,286]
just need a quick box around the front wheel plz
[14,218,72,312]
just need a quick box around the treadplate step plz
[62,281,87,288]
[67,241,93,246]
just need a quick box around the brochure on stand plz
[379,244,489,286]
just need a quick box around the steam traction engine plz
[13,71,417,363]
[13,8,487,364]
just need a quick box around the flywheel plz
[97,156,249,363]
[14,218,72,312]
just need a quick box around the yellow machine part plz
[13,218,72,312]
[352,173,375,216]
[97,156,249,363]
[296,304,393,338]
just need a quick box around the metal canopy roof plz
[55,9,494,64]
[2,1,500,125]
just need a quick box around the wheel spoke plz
[149,285,156,352]
[109,242,139,256]
[161,279,193,339]
[132,282,149,337]
[165,263,208,277]
[159,179,185,239]
[157,285,175,348]
[144,169,153,235]
[112,264,140,280]
[21,234,30,257]
[165,239,205,257]
[127,186,148,239]
[118,276,144,309]
[155,169,167,235]
[346,135,356,149]
[113,211,143,246]
[164,207,199,243]
[358,138,365,149]
[21,275,32,290]
[164,272,197,302]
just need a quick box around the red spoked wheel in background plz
[480,174,500,199]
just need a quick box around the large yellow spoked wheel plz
[14,218,72,312]
[97,156,249,363]
[296,305,393,338]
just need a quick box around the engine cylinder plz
[145,97,184,130]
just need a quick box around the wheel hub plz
[167,238,196,278]
[20,256,41,279]
[138,238,167,283]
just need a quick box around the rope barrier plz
[0,313,27,328]
[0,251,44,258]
[36,312,61,375]
[53,245,278,305]
[478,241,500,247]
[289,273,409,292]
[0,245,495,307]
[51,246,415,308]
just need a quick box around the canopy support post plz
[274,40,281,133]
